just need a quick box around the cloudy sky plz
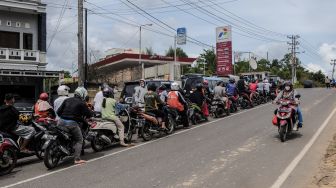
[43,0,336,76]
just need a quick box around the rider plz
[101,86,133,147]
[237,76,253,107]
[159,84,169,103]
[264,79,271,96]
[54,85,70,119]
[93,83,107,114]
[0,93,35,153]
[189,83,207,119]
[226,78,237,97]
[273,81,303,130]
[133,79,147,108]
[214,81,227,103]
[167,82,189,127]
[144,84,166,129]
[249,79,258,93]
[57,87,93,165]
[34,93,56,119]
[202,80,212,99]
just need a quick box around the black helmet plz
[229,78,235,83]
[103,86,114,98]
[195,83,203,91]
[147,83,157,91]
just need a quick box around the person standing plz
[325,76,331,89]
[133,79,147,108]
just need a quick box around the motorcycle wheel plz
[34,139,44,160]
[125,131,133,144]
[91,134,105,152]
[0,147,17,176]
[44,140,61,169]
[279,125,287,142]
[141,123,153,141]
[166,115,175,135]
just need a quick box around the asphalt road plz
[1,88,336,188]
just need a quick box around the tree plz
[63,71,71,78]
[144,47,154,55]
[165,46,188,58]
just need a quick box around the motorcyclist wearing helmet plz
[226,78,237,96]
[34,92,55,119]
[167,82,189,127]
[101,86,133,147]
[54,85,70,119]
[189,83,206,112]
[273,82,303,130]
[0,93,36,153]
[237,76,253,107]
[133,79,147,108]
[57,87,93,164]
[144,84,166,129]
[159,84,169,103]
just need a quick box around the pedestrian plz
[325,76,331,89]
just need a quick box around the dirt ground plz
[310,134,336,187]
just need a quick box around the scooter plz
[88,109,133,152]
[272,96,300,142]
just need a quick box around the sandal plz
[74,160,87,165]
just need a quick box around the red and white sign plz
[216,26,233,76]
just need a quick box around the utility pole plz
[287,35,300,83]
[331,59,336,81]
[84,8,88,88]
[78,0,84,86]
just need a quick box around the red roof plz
[94,53,197,68]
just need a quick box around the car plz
[303,80,314,88]
[120,79,173,104]
[13,99,34,114]
[181,74,227,95]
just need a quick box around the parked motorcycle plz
[89,109,133,152]
[0,133,18,176]
[166,107,191,129]
[210,98,231,118]
[138,108,174,141]
[42,121,90,169]
[272,97,300,142]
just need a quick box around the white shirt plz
[93,91,104,112]
[54,96,69,119]
[264,83,271,92]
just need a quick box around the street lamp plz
[139,23,153,79]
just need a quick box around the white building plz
[0,0,59,102]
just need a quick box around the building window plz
[25,23,30,29]
[15,22,21,28]
[23,33,33,50]
[0,31,20,49]
[6,21,11,27]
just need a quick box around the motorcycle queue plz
[0,78,289,173]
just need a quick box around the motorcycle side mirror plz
[295,94,301,99]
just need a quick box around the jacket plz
[57,96,93,123]
[0,105,19,132]
[189,90,205,108]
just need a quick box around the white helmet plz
[171,82,180,91]
[74,87,88,100]
[57,85,70,96]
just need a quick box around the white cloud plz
[253,42,288,60]
[318,42,336,65]
[307,63,326,73]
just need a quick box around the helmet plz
[147,83,157,91]
[251,79,256,83]
[102,86,113,98]
[100,83,109,91]
[203,80,209,86]
[171,82,180,91]
[229,78,235,83]
[39,93,49,101]
[57,85,70,96]
[196,83,203,91]
[74,87,88,100]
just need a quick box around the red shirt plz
[249,83,258,92]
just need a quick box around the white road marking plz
[1,104,271,188]
[270,106,336,188]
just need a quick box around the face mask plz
[285,86,290,91]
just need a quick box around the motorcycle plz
[0,133,18,175]
[166,106,191,129]
[138,108,174,141]
[210,97,231,118]
[188,101,208,125]
[238,93,251,109]
[42,121,90,169]
[88,108,134,152]
[272,96,300,142]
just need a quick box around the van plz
[181,75,227,94]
